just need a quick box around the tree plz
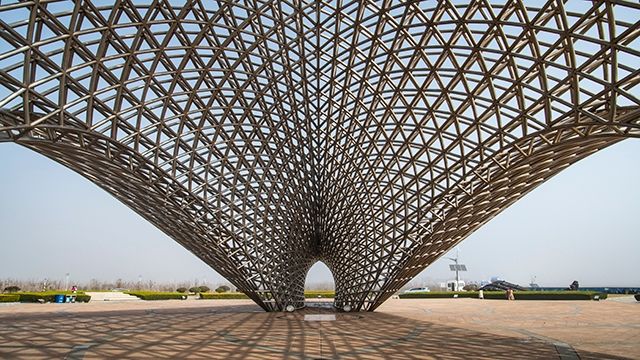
[215,285,230,293]
[3,286,20,293]
[188,286,200,293]
[176,287,188,293]
[198,286,210,293]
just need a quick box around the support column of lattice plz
[256,254,318,311]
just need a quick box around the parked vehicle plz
[403,287,430,293]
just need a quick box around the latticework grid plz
[0,0,638,311]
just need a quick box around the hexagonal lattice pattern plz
[0,1,638,311]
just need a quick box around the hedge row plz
[12,292,91,303]
[399,291,607,300]
[198,292,336,299]
[126,292,187,300]
[489,291,606,300]
[399,291,479,299]
[304,291,335,298]
[0,294,19,302]
[199,292,249,299]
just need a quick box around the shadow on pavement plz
[0,303,631,359]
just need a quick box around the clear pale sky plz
[0,140,638,288]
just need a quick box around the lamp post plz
[447,250,467,291]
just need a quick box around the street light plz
[447,250,467,291]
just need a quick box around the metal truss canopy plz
[0,0,638,311]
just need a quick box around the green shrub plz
[215,285,230,293]
[0,294,19,302]
[198,286,210,293]
[176,287,188,293]
[188,287,200,293]
[399,291,606,300]
[3,286,20,293]
[126,291,187,300]
[200,292,249,299]
[304,291,335,298]
[18,293,56,303]
[75,294,91,303]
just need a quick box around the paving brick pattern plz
[0,298,637,359]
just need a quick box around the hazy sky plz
[1,140,638,288]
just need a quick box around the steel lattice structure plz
[0,0,638,311]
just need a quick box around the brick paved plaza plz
[0,297,637,359]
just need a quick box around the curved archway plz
[0,142,226,287]
[304,261,335,309]
[419,138,640,288]
[305,262,335,291]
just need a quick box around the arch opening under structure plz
[304,261,335,308]
[0,1,638,311]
